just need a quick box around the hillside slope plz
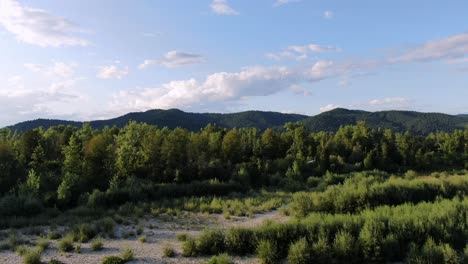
[6,108,468,134]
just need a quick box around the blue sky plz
[0,0,467,126]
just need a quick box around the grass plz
[74,243,81,253]
[207,253,234,264]
[35,237,50,252]
[101,256,125,264]
[91,237,104,251]
[163,244,176,257]
[176,233,189,241]
[138,235,146,243]
[47,231,61,240]
[58,236,74,252]
[20,247,42,264]
[120,247,134,262]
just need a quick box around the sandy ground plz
[0,210,289,264]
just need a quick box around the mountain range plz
[6,108,468,135]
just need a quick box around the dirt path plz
[0,210,289,264]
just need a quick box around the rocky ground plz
[0,210,289,264]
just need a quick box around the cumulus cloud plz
[110,60,351,114]
[324,11,333,19]
[97,64,129,79]
[139,51,205,69]
[319,97,413,112]
[210,0,239,15]
[0,0,89,47]
[267,43,341,60]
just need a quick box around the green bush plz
[138,235,146,243]
[332,230,356,263]
[287,238,311,264]
[182,238,197,257]
[225,227,256,255]
[91,237,104,251]
[101,256,125,264]
[58,236,74,252]
[163,245,176,257]
[311,235,331,264]
[47,259,65,264]
[47,231,61,240]
[257,240,279,264]
[120,247,134,262]
[21,248,42,264]
[206,253,234,264]
[176,233,189,241]
[196,229,226,256]
[36,237,50,252]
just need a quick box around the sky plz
[0,0,467,127]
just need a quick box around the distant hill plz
[301,108,468,134]
[7,109,308,132]
[6,108,468,135]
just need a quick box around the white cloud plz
[320,104,341,112]
[320,97,413,112]
[97,65,129,79]
[365,97,412,106]
[0,0,89,47]
[210,0,239,15]
[110,61,347,114]
[289,84,310,96]
[266,43,341,60]
[389,32,468,63]
[139,51,205,69]
[0,74,83,126]
[273,0,301,7]
[24,61,76,78]
[324,11,333,19]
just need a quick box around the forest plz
[0,121,467,263]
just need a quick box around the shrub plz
[257,240,279,264]
[97,217,115,237]
[58,236,74,252]
[120,247,134,262]
[16,245,28,256]
[176,233,189,242]
[47,231,61,240]
[195,229,225,255]
[47,259,65,264]
[21,248,42,264]
[74,223,97,242]
[207,253,234,264]
[311,235,330,264]
[138,235,146,243]
[163,245,176,257]
[101,256,125,264]
[36,237,50,252]
[91,237,104,251]
[225,227,256,255]
[287,238,311,264]
[74,244,81,253]
[333,230,356,263]
[182,238,197,257]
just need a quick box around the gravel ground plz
[0,210,288,264]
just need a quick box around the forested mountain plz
[6,108,468,135]
[302,108,468,134]
[8,109,308,133]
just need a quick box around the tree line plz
[0,121,466,212]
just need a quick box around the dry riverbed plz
[0,210,289,264]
